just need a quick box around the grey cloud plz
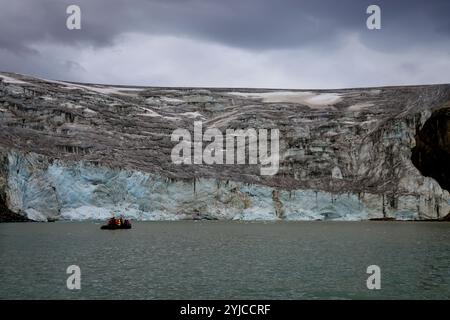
[0,0,449,87]
[1,0,450,52]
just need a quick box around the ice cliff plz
[1,72,449,221]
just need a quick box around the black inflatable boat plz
[100,224,132,230]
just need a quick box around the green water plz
[0,221,449,299]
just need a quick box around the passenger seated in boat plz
[108,216,116,226]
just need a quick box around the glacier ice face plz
[5,151,448,221]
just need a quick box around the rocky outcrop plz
[412,108,450,193]
[0,72,449,221]
[0,154,31,222]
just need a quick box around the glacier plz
[1,72,450,221]
[4,151,447,221]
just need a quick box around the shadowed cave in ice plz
[411,108,450,192]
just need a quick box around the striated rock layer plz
[0,72,449,221]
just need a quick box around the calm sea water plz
[0,221,449,299]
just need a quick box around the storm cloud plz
[0,0,449,88]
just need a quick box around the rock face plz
[0,72,449,221]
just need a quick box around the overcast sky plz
[0,0,449,88]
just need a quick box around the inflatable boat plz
[100,218,132,230]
